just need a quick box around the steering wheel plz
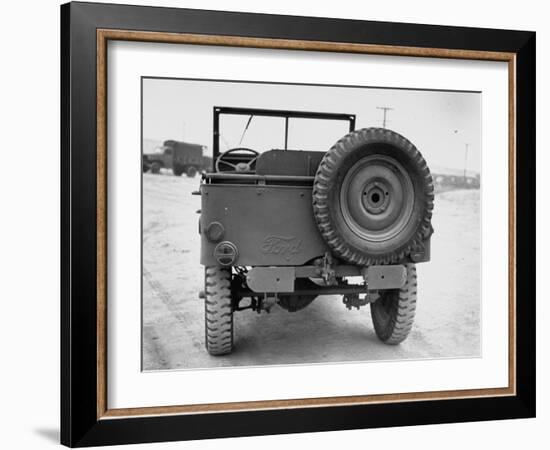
[215,147,260,173]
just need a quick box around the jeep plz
[197,107,434,355]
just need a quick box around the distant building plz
[431,166,480,192]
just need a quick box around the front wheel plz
[370,263,417,344]
[204,266,234,355]
[151,162,161,174]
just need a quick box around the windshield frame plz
[213,106,356,158]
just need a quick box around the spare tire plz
[312,128,434,265]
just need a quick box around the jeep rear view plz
[197,107,434,355]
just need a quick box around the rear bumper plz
[246,264,407,294]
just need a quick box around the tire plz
[204,266,233,355]
[172,165,184,176]
[313,128,434,265]
[186,166,198,177]
[151,162,161,174]
[370,263,417,344]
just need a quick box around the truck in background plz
[143,140,209,177]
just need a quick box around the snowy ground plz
[142,172,480,371]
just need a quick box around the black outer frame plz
[60,1,535,447]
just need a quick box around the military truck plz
[143,140,206,177]
[197,107,434,355]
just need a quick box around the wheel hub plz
[362,180,391,214]
[340,154,414,242]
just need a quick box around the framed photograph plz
[61,2,535,447]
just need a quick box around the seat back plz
[255,150,324,177]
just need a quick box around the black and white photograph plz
[141,77,481,371]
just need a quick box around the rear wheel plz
[204,266,233,355]
[186,166,198,177]
[370,263,417,344]
[172,165,184,176]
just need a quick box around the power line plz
[376,106,394,128]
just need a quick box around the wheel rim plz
[340,154,414,242]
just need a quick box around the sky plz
[143,77,481,173]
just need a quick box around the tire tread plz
[204,266,233,355]
[370,264,417,344]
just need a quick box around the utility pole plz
[463,143,469,183]
[376,106,394,128]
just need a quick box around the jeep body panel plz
[200,182,328,267]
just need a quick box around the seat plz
[255,150,324,177]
